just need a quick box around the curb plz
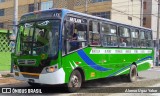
[0,71,14,78]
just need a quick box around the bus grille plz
[17,59,36,65]
[19,66,44,73]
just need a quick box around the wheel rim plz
[131,67,137,80]
[70,75,79,87]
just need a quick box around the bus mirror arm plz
[7,30,10,39]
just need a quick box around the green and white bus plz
[13,8,154,92]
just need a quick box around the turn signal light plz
[45,64,58,73]
[46,67,55,73]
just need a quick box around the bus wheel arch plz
[132,62,137,67]
[74,67,85,82]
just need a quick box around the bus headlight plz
[46,64,58,73]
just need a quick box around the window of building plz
[41,0,53,10]
[0,23,4,28]
[0,9,4,16]
[118,26,131,47]
[128,16,132,21]
[0,0,5,3]
[101,23,118,47]
[143,1,147,9]
[131,29,139,47]
[92,0,111,3]
[28,4,34,12]
[92,12,110,19]
[89,21,101,46]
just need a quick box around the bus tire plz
[128,65,137,82]
[27,82,41,87]
[67,70,82,93]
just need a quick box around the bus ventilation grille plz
[17,59,36,65]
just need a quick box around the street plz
[0,67,160,96]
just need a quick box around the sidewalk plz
[0,71,14,78]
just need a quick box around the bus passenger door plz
[88,20,102,79]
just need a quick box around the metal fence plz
[0,30,11,71]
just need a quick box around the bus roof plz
[23,8,152,31]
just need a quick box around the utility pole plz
[85,0,88,13]
[13,0,18,35]
[140,0,143,26]
[39,0,41,10]
[11,0,18,73]
[34,0,38,11]
[156,0,160,66]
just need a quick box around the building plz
[0,0,142,30]
[0,0,53,30]
[54,0,141,27]
[143,0,158,40]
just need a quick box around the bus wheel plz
[28,82,41,87]
[128,65,137,82]
[67,70,82,92]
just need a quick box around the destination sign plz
[20,10,62,22]
[67,16,87,24]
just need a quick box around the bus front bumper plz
[14,68,65,85]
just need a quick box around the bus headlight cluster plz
[46,64,58,73]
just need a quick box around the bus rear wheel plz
[128,65,137,82]
[67,70,82,92]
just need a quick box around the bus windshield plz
[17,20,60,56]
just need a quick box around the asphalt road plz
[0,67,160,96]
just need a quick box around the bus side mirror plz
[7,30,10,39]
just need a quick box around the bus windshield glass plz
[17,20,60,56]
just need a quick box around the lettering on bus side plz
[126,50,131,53]
[92,49,100,54]
[105,50,111,53]
[115,50,122,53]
[53,13,61,17]
[134,50,138,53]
[69,17,82,23]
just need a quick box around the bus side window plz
[118,26,131,47]
[63,21,74,54]
[131,29,139,47]
[146,31,152,47]
[139,30,146,48]
[101,23,118,47]
[65,22,87,53]
[89,21,101,46]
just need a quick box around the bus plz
[12,8,154,92]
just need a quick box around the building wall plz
[0,0,50,29]
[143,0,158,40]
[151,0,158,40]
[73,0,111,13]
[143,0,152,28]
[0,0,142,30]
[111,0,141,27]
